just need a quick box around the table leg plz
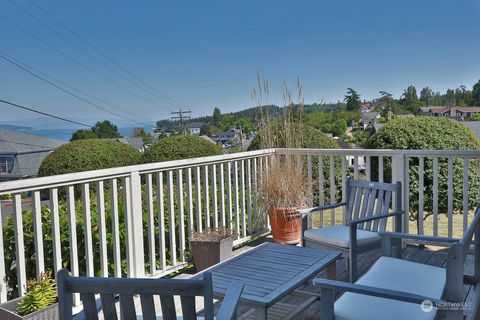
[326,260,336,280]
[255,306,267,320]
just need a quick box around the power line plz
[0,138,57,149]
[0,52,147,125]
[0,11,172,113]
[10,0,181,110]
[171,109,191,135]
[28,0,186,110]
[0,98,91,128]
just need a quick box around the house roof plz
[113,137,145,150]
[361,112,380,123]
[0,129,64,154]
[0,129,65,179]
[186,122,205,129]
[420,106,480,114]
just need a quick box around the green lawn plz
[311,208,474,239]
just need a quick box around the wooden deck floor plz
[213,237,476,319]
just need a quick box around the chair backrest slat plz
[352,186,363,221]
[379,190,392,232]
[180,295,197,320]
[202,272,215,320]
[80,293,99,320]
[344,178,400,232]
[364,188,378,230]
[140,293,156,320]
[160,295,177,320]
[100,294,118,320]
[119,294,137,318]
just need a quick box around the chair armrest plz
[313,278,444,305]
[348,211,403,226]
[216,281,244,320]
[379,232,461,245]
[297,202,347,216]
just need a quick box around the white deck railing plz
[0,147,479,303]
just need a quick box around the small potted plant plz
[189,227,233,271]
[0,271,58,320]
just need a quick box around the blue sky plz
[1,0,480,128]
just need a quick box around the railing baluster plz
[341,156,347,224]
[319,155,325,227]
[418,157,424,235]
[366,156,371,181]
[13,193,26,296]
[379,156,384,183]
[433,157,439,237]
[186,168,194,234]
[219,163,226,227]
[195,167,203,232]
[234,161,240,237]
[157,172,166,270]
[463,158,469,233]
[329,155,335,225]
[82,183,94,277]
[66,186,79,306]
[177,169,185,262]
[50,188,62,274]
[353,155,359,180]
[146,174,156,274]
[204,165,210,229]
[32,190,44,275]
[0,204,6,302]
[307,155,313,206]
[247,159,252,234]
[227,162,233,229]
[404,156,409,234]
[240,160,246,237]
[252,158,258,231]
[212,164,218,229]
[447,157,453,238]
[96,181,108,277]
[167,170,177,265]
[110,179,121,278]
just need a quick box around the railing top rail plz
[0,149,275,195]
[276,148,480,157]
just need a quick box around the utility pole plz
[171,109,191,135]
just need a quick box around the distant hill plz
[0,124,33,131]
[155,102,345,129]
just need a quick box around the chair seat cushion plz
[334,256,446,320]
[303,225,380,248]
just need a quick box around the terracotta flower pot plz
[268,207,302,244]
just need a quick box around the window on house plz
[0,156,14,174]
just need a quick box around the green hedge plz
[366,117,480,221]
[142,135,222,163]
[38,139,141,176]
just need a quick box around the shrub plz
[366,117,480,223]
[142,135,222,163]
[17,271,57,315]
[38,139,141,176]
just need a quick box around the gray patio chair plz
[57,269,244,320]
[300,178,403,282]
[314,206,480,320]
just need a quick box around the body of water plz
[24,127,140,141]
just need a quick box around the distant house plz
[419,106,480,119]
[211,131,240,147]
[360,103,375,113]
[0,130,64,182]
[359,112,380,130]
[187,122,205,135]
[113,137,148,153]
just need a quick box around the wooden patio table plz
[194,242,341,320]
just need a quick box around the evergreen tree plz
[344,88,361,111]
